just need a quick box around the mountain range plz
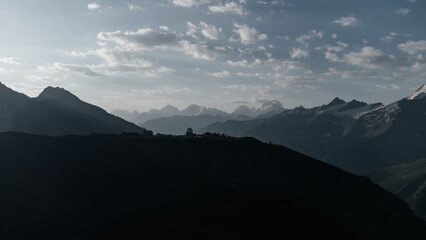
[112,100,285,125]
[1,132,425,239]
[200,84,426,175]
[0,82,142,136]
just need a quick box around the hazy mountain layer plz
[112,100,284,124]
[1,132,425,239]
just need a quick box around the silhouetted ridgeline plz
[1,132,425,239]
[0,82,142,135]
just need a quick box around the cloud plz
[97,28,181,50]
[200,22,222,40]
[394,8,411,16]
[233,23,267,45]
[128,4,143,11]
[208,70,231,77]
[398,40,426,54]
[324,47,402,70]
[324,52,340,62]
[407,0,417,3]
[227,58,303,71]
[209,2,245,15]
[380,32,398,42]
[169,0,211,8]
[88,2,101,10]
[316,41,348,52]
[342,47,401,69]
[0,57,24,65]
[296,30,323,47]
[325,67,378,79]
[290,48,309,59]
[333,16,359,27]
[179,41,232,60]
[185,21,198,38]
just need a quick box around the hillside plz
[1,132,425,239]
[370,158,426,221]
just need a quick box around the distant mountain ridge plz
[0,82,142,136]
[200,84,426,174]
[112,100,285,124]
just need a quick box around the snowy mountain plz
[408,84,426,100]
[200,84,426,174]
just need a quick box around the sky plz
[0,0,425,112]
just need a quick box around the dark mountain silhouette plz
[1,132,425,239]
[0,83,142,135]
[200,85,426,174]
[370,158,426,221]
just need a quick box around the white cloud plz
[296,30,323,46]
[128,4,143,11]
[209,2,245,15]
[325,67,378,79]
[227,58,303,71]
[185,21,198,38]
[324,47,402,70]
[324,52,340,62]
[233,23,267,45]
[88,2,101,10]
[290,48,309,59]
[316,41,348,53]
[0,57,24,65]
[169,0,211,8]
[398,40,426,54]
[407,0,417,3]
[394,8,411,16]
[342,47,400,69]
[200,22,222,40]
[334,16,359,27]
[97,28,181,50]
[380,32,398,42]
[179,41,232,60]
[209,70,231,77]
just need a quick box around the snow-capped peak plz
[408,84,426,100]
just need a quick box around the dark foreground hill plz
[1,132,425,239]
[370,158,426,221]
[0,82,142,135]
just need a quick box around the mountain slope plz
[0,83,142,135]
[327,96,426,174]
[200,85,426,174]
[1,132,425,239]
[200,99,382,164]
[370,158,426,220]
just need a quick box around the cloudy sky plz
[0,0,425,112]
